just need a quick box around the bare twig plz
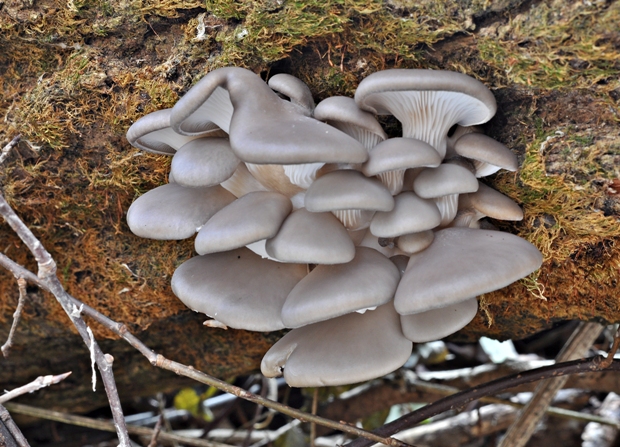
[0,194,131,446]
[344,356,620,447]
[0,134,21,166]
[498,321,604,447]
[147,415,164,447]
[0,404,30,447]
[1,277,27,357]
[0,372,72,404]
[4,402,231,447]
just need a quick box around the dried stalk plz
[0,404,29,447]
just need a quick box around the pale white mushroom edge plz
[126,67,543,388]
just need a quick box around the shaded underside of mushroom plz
[261,302,412,387]
[126,183,236,240]
[394,227,543,315]
[354,69,497,158]
[400,297,478,343]
[195,191,292,255]
[281,247,400,328]
[171,248,308,332]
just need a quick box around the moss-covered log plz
[0,0,618,410]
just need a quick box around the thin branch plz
[344,357,620,447]
[3,402,231,447]
[601,326,620,369]
[0,404,30,447]
[0,252,412,447]
[1,277,27,357]
[311,387,318,447]
[147,415,164,447]
[499,321,603,447]
[0,194,131,446]
[0,372,72,404]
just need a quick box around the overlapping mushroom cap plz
[125,66,543,388]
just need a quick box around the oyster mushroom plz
[355,69,497,158]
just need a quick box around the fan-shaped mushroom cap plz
[362,138,442,195]
[126,183,235,240]
[305,170,394,212]
[305,170,394,230]
[355,69,497,158]
[394,227,543,315]
[453,133,518,177]
[261,302,412,387]
[370,192,441,238]
[170,138,240,188]
[171,67,368,165]
[281,247,400,328]
[397,230,435,254]
[171,248,307,331]
[445,125,483,158]
[195,191,292,255]
[313,96,387,150]
[413,164,479,199]
[265,208,355,264]
[400,297,478,343]
[127,109,205,155]
[454,182,524,228]
[268,73,315,116]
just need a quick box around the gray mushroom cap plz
[394,227,543,315]
[261,302,413,387]
[170,138,240,188]
[171,67,368,165]
[268,73,315,116]
[454,181,524,228]
[171,248,307,331]
[413,164,479,199]
[397,230,435,255]
[281,247,400,328]
[453,133,518,177]
[362,138,442,195]
[355,69,497,158]
[126,183,235,240]
[265,208,355,264]
[126,108,204,155]
[400,297,478,343]
[370,192,442,238]
[195,191,292,255]
[305,170,394,213]
[313,96,387,150]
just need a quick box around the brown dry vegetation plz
[0,0,619,409]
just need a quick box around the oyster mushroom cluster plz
[126,67,543,387]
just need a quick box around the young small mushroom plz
[453,182,524,228]
[369,192,442,238]
[396,229,435,255]
[195,191,292,254]
[394,227,543,315]
[281,247,400,328]
[261,302,412,387]
[305,170,394,230]
[452,133,518,177]
[362,137,442,195]
[412,163,479,226]
[171,248,307,331]
[126,183,235,240]
[313,96,387,151]
[354,69,497,158]
[268,73,315,116]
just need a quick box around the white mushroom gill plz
[126,66,543,388]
